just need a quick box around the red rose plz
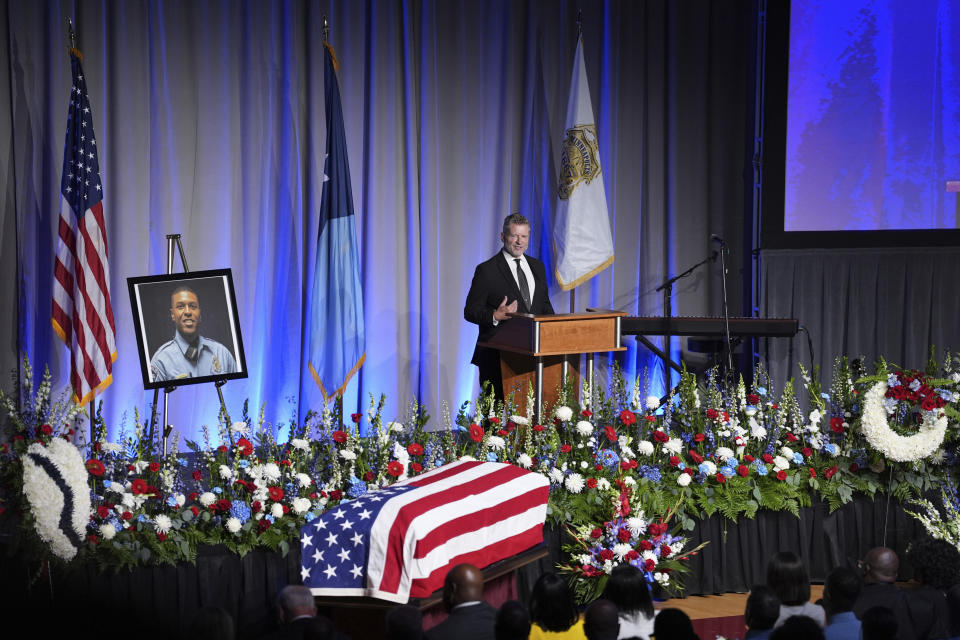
[644,559,656,572]
[801,447,813,458]
[533,424,545,432]
[586,478,598,489]
[251,501,261,513]
[786,433,798,442]
[309,492,318,498]
[489,417,501,425]
[560,444,572,453]
[644,415,656,422]
[351,413,362,423]
[268,486,284,501]
[364,471,374,482]
[330,490,343,501]
[716,473,726,484]
[590,527,603,539]
[86,458,105,476]
[217,499,232,512]
[236,438,254,456]
[848,463,859,473]
[830,417,844,433]
[131,479,148,495]
[653,430,669,443]
[737,465,749,477]
[808,467,817,478]
[407,443,424,456]
[468,424,484,442]
[192,470,203,482]
[258,519,271,532]
[825,465,838,479]
[688,450,704,464]
[693,433,705,443]
[748,394,760,405]
[282,504,290,514]
[668,456,681,467]
[97,505,110,518]
[190,506,200,517]
[605,426,618,442]
[625,550,640,561]
[660,544,672,557]
[639,540,654,551]
[684,468,695,476]
[921,397,936,411]
[599,549,614,561]
[776,470,787,481]
[497,429,508,436]
[332,430,348,444]
[40,424,53,436]
[581,410,593,418]
[619,410,637,426]
[706,409,718,420]
[411,462,423,473]
[744,454,755,462]
[506,421,516,431]
[148,462,160,473]
[595,464,604,471]
[157,532,167,542]
[387,461,404,477]
[121,511,133,521]
[762,454,773,464]
[617,528,632,542]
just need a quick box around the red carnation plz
[217,446,228,453]
[533,424,545,432]
[660,544,672,557]
[282,504,290,514]
[192,470,203,482]
[605,426,618,442]
[236,438,254,456]
[581,409,593,418]
[776,470,787,481]
[406,443,424,457]
[644,415,656,422]
[489,417,500,424]
[625,550,640,561]
[748,394,760,405]
[650,522,668,537]
[619,410,637,426]
[330,490,343,501]
[332,430,348,444]
[824,465,838,479]
[148,462,160,473]
[86,458,105,477]
[653,430,669,443]
[716,473,726,484]
[808,467,817,478]
[786,433,798,442]
[586,478,598,489]
[364,471,374,482]
[387,461,404,477]
[762,454,773,464]
[744,454,755,462]
[351,413,362,423]
[921,397,937,411]
[688,450,704,464]
[590,527,603,539]
[157,532,167,542]
[411,462,423,473]
[706,409,718,420]
[737,465,749,477]
[639,539,654,551]
[40,424,53,436]
[97,505,110,518]
[848,463,859,473]
[668,456,681,467]
[617,528,632,542]
[268,486,284,502]
[131,479,148,495]
[468,424,484,443]
[121,511,133,521]
[693,433,705,443]
[258,519,271,532]
[830,417,845,434]
[87,534,98,544]
[560,444,572,453]
[684,468,695,476]
[599,548,614,561]
[801,447,813,458]
[497,429,508,436]
[190,506,200,517]
[771,403,779,409]
[251,501,261,513]
[644,558,656,572]
[217,499,232,512]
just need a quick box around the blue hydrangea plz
[694,472,707,485]
[639,465,661,483]
[213,486,223,495]
[754,461,768,476]
[103,479,112,488]
[938,389,955,402]
[823,443,838,455]
[486,452,499,462]
[720,466,735,478]
[166,495,179,508]
[909,378,922,392]
[230,501,251,524]
[238,459,250,468]
[599,449,620,467]
[347,478,368,499]
[676,462,686,471]
[757,386,768,395]
[887,373,901,387]
[698,463,712,475]
[792,452,804,465]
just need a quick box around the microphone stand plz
[715,241,735,380]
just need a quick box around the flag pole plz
[322,14,329,43]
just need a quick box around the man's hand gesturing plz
[493,296,518,322]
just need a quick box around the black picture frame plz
[127,269,247,390]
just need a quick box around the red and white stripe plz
[52,198,117,405]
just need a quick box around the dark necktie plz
[514,258,531,311]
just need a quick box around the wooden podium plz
[478,310,627,418]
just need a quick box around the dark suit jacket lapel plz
[494,253,529,313]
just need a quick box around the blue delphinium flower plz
[754,461,768,476]
[230,501,251,524]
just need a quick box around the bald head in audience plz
[862,547,899,584]
[277,584,317,623]
[442,564,485,612]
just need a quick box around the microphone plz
[710,234,726,245]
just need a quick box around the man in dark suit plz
[464,213,555,400]
[424,564,496,640]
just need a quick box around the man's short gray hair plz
[502,212,530,234]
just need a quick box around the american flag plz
[51,49,116,405]
[301,461,550,603]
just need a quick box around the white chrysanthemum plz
[715,447,735,461]
[637,441,654,456]
[290,438,309,451]
[677,473,692,487]
[509,415,529,426]
[387,422,405,433]
[564,473,585,494]
[296,473,312,486]
[199,492,216,507]
[613,543,633,560]
[154,514,172,534]
[575,421,594,436]
[516,453,533,469]
[340,450,357,461]
[487,436,506,450]
[270,503,284,518]
[549,468,564,484]
[646,395,661,410]
[226,517,242,534]
[622,476,636,486]
[555,406,574,422]
[663,438,682,454]
[597,478,611,490]
[263,463,281,482]
[219,465,233,479]
[808,409,822,425]
[100,442,122,453]
[773,456,790,471]
[627,516,647,536]
[780,446,794,459]
[292,497,311,514]
[231,421,249,434]
[100,522,117,540]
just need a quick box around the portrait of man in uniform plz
[128,269,246,390]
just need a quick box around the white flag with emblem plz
[553,35,614,291]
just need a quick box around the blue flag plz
[306,43,365,401]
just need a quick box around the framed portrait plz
[127,269,247,390]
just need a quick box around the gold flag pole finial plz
[322,15,330,43]
[67,18,82,59]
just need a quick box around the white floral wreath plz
[860,381,947,463]
[21,438,91,560]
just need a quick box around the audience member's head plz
[744,585,780,631]
[187,606,235,640]
[277,585,317,623]
[652,607,699,640]
[905,536,960,590]
[601,563,655,619]
[528,573,579,633]
[302,615,335,640]
[860,605,898,640]
[584,599,620,640]
[769,615,824,640]
[495,600,531,640]
[441,563,485,612]
[766,551,811,606]
[861,547,899,584]
[386,604,423,640]
[823,566,861,615]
